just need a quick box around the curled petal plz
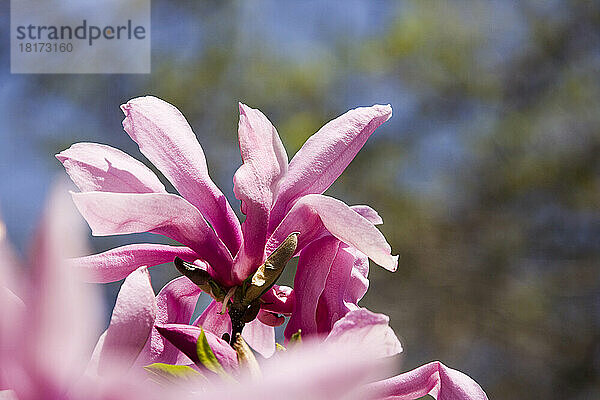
[351,205,383,225]
[56,142,165,194]
[316,243,368,333]
[263,205,382,259]
[257,310,285,327]
[367,361,489,400]
[324,308,402,359]
[121,96,242,253]
[285,236,340,339]
[232,104,288,282]
[71,191,234,284]
[242,319,275,359]
[98,266,157,374]
[269,104,392,231]
[69,243,198,283]
[155,324,238,372]
[345,246,370,304]
[267,194,398,271]
[260,285,294,315]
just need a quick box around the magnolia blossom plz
[57,96,397,358]
[53,96,488,399]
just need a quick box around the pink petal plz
[285,236,340,339]
[345,249,370,305]
[351,205,383,225]
[140,277,202,365]
[263,205,383,257]
[155,323,238,372]
[0,287,24,311]
[209,339,393,400]
[257,310,285,327]
[87,330,107,376]
[0,286,24,387]
[56,142,165,194]
[98,266,157,374]
[71,191,234,284]
[324,308,402,359]
[269,104,392,231]
[267,194,398,271]
[367,361,489,400]
[0,218,21,305]
[155,277,203,326]
[121,96,242,254]
[193,300,232,336]
[261,205,382,262]
[231,104,288,282]
[70,243,199,283]
[260,285,294,315]
[316,243,368,333]
[25,186,103,386]
[242,319,275,358]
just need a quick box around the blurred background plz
[1,1,599,398]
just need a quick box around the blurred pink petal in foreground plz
[198,340,395,400]
[0,184,159,400]
[158,307,487,399]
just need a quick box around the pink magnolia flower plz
[57,96,397,358]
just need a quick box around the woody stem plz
[228,305,246,346]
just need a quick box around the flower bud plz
[242,232,298,305]
[233,333,261,380]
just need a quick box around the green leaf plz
[144,363,206,385]
[196,328,229,377]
